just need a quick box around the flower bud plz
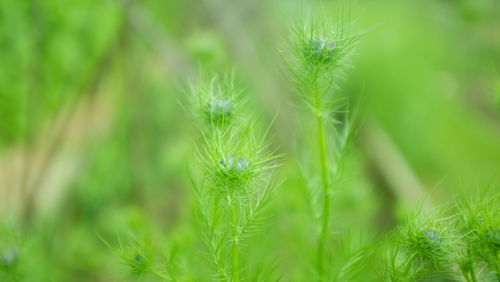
[420,230,442,249]
[206,99,232,124]
[304,38,337,64]
[1,247,18,267]
[486,228,500,248]
[134,253,145,265]
[220,156,250,173]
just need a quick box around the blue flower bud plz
[486,228,500,248]
[1,247,18,267]
[304,38,337,64]
[206,99,232,124]
[134,253,144,265]
[220,156,250,173]
[420,230,442,248]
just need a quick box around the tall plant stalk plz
[466,249,479,282]
[230,193,240,282]
[314,84,330,278]
[317,123,329,275]
[281,11,361,280]
[189,74,280,281]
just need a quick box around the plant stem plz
[469,264,478,282]
[315,86,330,281]
[495,251,500,281]
[464,249,478,282]
[462,269,472,282]
[152,269,171,281]
[212,196,221,234]
[230,193,240,282]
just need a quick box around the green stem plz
[470,264,478,282]
[495,251,500,282]
[152,269,171,281]
[212,196,221,234]
[463,273,471,282]
[465,249,478,282]
[315,87,330,281]
[230,193,240,282]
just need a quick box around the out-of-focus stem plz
[469,263,478,282]
[465,249,478,282]
[315,86,330,281]
[212,196,221,235]
[230,193,240,282]
[152,269,171,281]
[495,251,500,281]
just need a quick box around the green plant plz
[2,0,500,281]
[99,234,177,281]
[189,74,281,281]
[385,207,458,281]
[281,11,362,281]
[380,188,500,282]
[190,74,245,129]
[457,188,500,281]
[0,223,23,282]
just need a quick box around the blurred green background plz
[0,0,499,280]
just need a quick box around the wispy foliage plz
[281,6,364,280]
[396,207,458,279]
[456,187,500,281]
[379,188,500,282]
[189,73,281,281]
[99,234,173,281]
[281,8,361,119]
[189,73,245,130]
